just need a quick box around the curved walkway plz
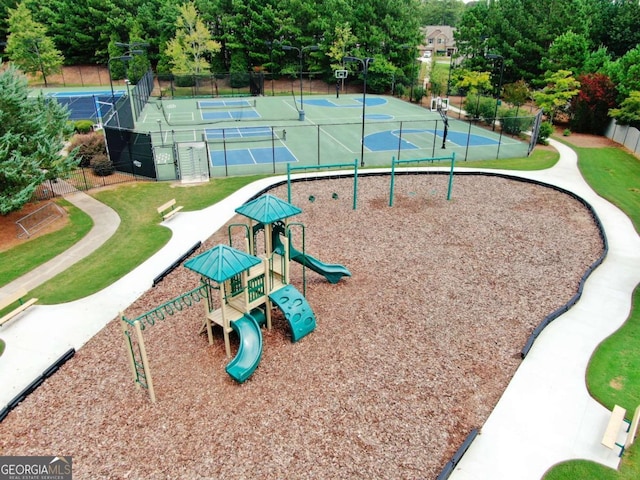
[1,140,639,479]
[0,190,120,300]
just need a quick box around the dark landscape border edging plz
[153,241,202,286]
[1,348,75,424]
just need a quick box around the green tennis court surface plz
[140,94,531,177]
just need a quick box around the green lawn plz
[576,146,640,235]
[0,199,93,286]
[29,175,265,304]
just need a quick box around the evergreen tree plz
[0,62,75,214]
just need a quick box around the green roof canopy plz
[235,194,301,224]
[184,245,261,282]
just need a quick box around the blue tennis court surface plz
[365,114,393,120]
[304,97,388,108]
[365,128,500,151]
[198,99,254,108]
[48,90,125,97]
[210,146,296,167]
[201,110,261,120]
[45,91,125,120]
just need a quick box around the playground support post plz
[389,153,456,207]
[121,317,157,403]
[286,159,359,209]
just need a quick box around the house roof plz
[235,194,301,224]
[423,25,456,40]
[184,244,261,282]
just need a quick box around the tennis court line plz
[318,126,356,154]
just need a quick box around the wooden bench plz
[602,404,640,457]
[0,288,39,327]
[157,199,183,221]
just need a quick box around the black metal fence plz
[34,69,158,201]
[33,168,152,201]
[157,72,370,99]
[102,69,157,181]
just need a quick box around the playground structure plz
[121,193,350,402]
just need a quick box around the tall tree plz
[606,45,640,101]
[609,91,640,130]
[569,73,617,134]
[0,62,75,214]
[604,0,640,58]
[456,0,593,83]
[419,0,466,27]
[165,1,221,75]
[540,31,590,75]
[0,0,18,43]
[326,23,358,71]
[6,1,63,86]
[533,69,581,123]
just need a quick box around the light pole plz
[109,42,148,101]
[108,55,132,101]
[344,56,374,167]
[265,40,279,96]
[281,44,319,121]
[486,53,504,132]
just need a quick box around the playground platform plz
[0,140,639,479]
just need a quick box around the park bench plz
[157,199,183,221]
[601,404,640,457]
[0,288,38,327]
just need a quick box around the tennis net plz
[197,99,257,109]
[203,126,283,144]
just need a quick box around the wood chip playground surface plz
[142,94,531,177]
[0,174,603,478]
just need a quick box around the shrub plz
[395,84,407,98]
[464,94,496,123]
[537,121,554,144]
[500,108,533,136]
[412,86,426,104]
[68,132,107,168]
[230,71,250,88]
[563,128,572,136]
[92,154,115,176]
[174,75,196,87]
[74,120,94,134]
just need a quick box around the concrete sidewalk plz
[1,142,639,479]
[0,191,120,301]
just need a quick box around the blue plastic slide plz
[225,311,264,383]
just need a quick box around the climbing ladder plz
[269,284,316,342]
[120,283,209,403]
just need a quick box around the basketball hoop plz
[430,97,449,112]
[335,69,348,79]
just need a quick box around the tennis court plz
[45,90,126,121]
[138,93,532,178]
[204,126,295,167]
